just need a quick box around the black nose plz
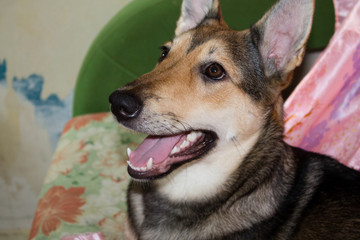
[109,90,143,120]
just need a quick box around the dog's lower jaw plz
[153,131,261,202]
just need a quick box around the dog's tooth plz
[195,131,203,137]
[180,140,190,149]
[187,131,203,143]
[127,148,132,158]
[127,161,139,171]
[140,167,147,172]
[187,131,198,142]
[171,146,180,155]
[127,161,135,170]
[147,158,153,170]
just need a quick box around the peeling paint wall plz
[0,0,131,237]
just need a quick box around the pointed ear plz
[254,0,315,81]
[175,0,222,36]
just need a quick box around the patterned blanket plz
[29,113,145,240]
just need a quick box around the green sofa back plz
[73,0,335,116]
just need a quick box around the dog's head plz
[110,0,314,198]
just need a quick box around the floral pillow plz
[29,113,145,240]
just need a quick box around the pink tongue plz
[129,134,186,167]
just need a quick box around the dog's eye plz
[204,63,226,80]
[159,46,169,62]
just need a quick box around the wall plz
[0,0,131,238]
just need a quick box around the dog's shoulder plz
[292,145,360,203]
[291,146,360,239]
[292,146,360,188]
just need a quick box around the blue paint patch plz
[34,90,73,150]
[2,58,73,151]
[0,59,7,86]
[13,74,65,107]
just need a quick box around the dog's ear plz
[253,0,314,85]
[175,0,223,36]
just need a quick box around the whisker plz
[173,118,193,132]
[160,121,176,135]
[171,118,188,131]
[231,137,246,155]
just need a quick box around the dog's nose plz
[109,90,142,120]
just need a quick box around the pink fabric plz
[284,0,360,170]
[333,0,359,30]
[61,232,106,240]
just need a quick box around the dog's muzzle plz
[109,90,143,121]
[109,89,218,180]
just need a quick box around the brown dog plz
[109,0,360,239]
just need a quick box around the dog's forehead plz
[174,26,244,55]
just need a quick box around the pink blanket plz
[61,232,106,240]
[284,0,360,170]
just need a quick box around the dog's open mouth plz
[127,130,217,179]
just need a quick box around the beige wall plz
[0,0,131,238]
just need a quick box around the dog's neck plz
[130,109,297,238]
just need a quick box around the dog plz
[109,0,360,239]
